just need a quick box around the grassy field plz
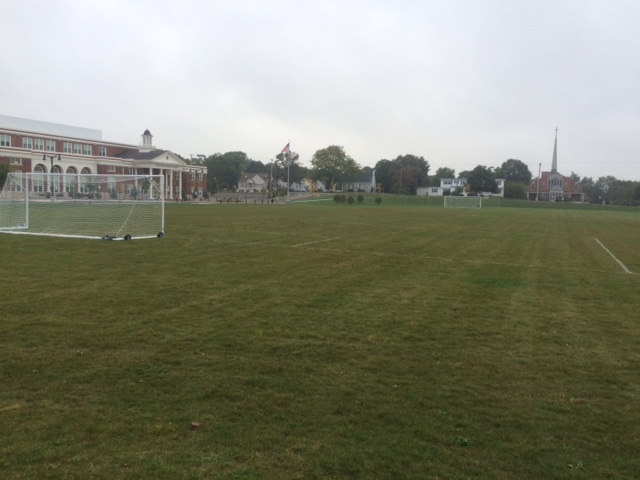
[1,197,639,479]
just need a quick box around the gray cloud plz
[2,0,639,180]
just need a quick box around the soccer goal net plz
[0,173,165,240]
[443,195,482,209]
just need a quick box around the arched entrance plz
[65,166,78,195]
[33,164,46,193]
[79,167,92,193]
[51,165,63,194]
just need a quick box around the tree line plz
[188,148,640,206]
[190,148,535,198]
[3,147,638,206]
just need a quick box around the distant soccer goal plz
[0,173,165,240]
[443,195,482,209]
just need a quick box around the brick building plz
[0,115,206,200]
[528,129,584,202]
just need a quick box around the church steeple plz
[551,127,558,173]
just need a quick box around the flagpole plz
[286,140,291,204]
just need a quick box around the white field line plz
[170,235,636,276]
[595,238,634,274]
[290,237,342,247]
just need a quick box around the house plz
[0,114,205,200]
[303,178,326,192]
[237,173,268,193]
[417,177,505,197]
[342,167,376,192]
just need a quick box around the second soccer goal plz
[443,195,482,209]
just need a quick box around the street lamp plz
[43,154,61,199]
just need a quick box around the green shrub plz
[357,194,364,203]
[375,196,383,204]
[347,196,355,205]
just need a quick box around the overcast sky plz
[2,0,639,180]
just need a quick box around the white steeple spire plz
[551,127,558,173]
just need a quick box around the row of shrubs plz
[333,194,382,205]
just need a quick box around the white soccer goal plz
[443,195,482,209]
[0,173,165,240]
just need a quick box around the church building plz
[528,129,584,202]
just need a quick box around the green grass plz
[2,200,640,479]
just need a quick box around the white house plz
[341,168,376,192]
[237,173,268,193]
[303,178,326,192]
[417,177,505,197]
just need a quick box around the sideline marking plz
[595,238,634,274]
[290,237,342,248]
[172,235,634,276]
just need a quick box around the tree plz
[495,159,532,185]
[0,163,11,190]
[466,165,498,195]
[373,159,395,194]
[373,154,430,194]
[503,182,528,199]
[245,160,267,173]
[311,145,359,191]
[206,151,250,192]
[609,180,636,206]
[593,176,618,204]
[431,167,456,184]
[273,151,304,188]
[393,165,420,195]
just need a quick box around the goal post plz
[443,195,482,209]
[0,173,165,240]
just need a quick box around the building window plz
[98,146,107,157]
[73,143,82,154]
[127,167,135,175]
[10,157,22,165]
[22,137,33,149]
[107,165,116,172]
[0,134,11,146]
[46,139,56,151]
[83,145,92,155]
[35,138,45,150]
[11,175,23,192]
[549,177,562,188]
[63,142,72,153]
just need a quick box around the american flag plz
[281,142,290,153]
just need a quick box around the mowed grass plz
[1,199,639,479]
